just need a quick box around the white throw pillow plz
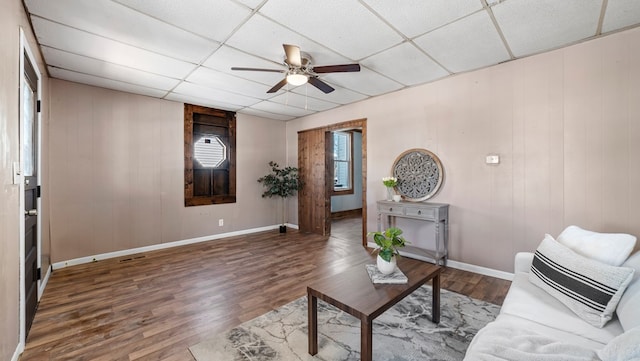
[557,225,636,266]
[616,251,640,332]
[529,234,635,328]
[597,326,640,361]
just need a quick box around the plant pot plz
[279,225,287,233]
[376,254,397,275]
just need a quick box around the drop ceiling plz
[24,0,640,121]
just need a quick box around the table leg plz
[308,292,318,355]
[361,318,373,361]
[432,273,441,324]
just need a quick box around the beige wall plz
[49,79,286,263]
[286,27,640,273]
[0,0,50,358]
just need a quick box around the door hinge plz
[37,185,41,198]
[37,100,41,113]
[36,268,42,280]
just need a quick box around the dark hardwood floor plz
[21,226,510,361]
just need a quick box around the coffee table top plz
[307,256,441,320]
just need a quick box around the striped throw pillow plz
[529,234,635,328]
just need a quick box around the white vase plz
[386,187,394,201]
[377,254,397,275]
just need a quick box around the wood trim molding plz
[297,118,367,245]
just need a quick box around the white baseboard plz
[367,242,514,281]
[53,224,513,278]
[12,343,23,361]
[446,260,514,281]
[38,265,52,298]
[52,224,285,270]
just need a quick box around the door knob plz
[25,209,37,216]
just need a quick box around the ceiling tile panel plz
[291,86,368,105]
[321,67,403,96]
[164,93,243,111]
[186,66,277,99]
[414,11,510,73]
[602,0,640,33]
[361,42,449,86]
[268,92,340,112]
[249,100,316,117]
[258,0,403,60]
[31,17,197,79]
[172,82,261,107]
[42,46,181,91]
[362,0,482,38]
[238,108,295,121]
[49,67,168,98]
[114,0,251,42]
[225,14,350,65]
[26,0,217,63]
[202,45,286,85]
[493,0,602,57]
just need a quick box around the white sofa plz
[464,249,640,360]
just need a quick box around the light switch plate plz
[485,155,500,164]
[13,162,21,185]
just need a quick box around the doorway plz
[20,28,42,342]
[297,119,367,246]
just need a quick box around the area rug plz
[189,285,501,361]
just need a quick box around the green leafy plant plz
[257,161,303,225]
[367,227,407,262]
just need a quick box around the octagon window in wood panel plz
[184,104,236,206]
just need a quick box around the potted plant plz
[257,161,303,233]
[367,227,407,274]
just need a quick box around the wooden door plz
[297,129,332,235]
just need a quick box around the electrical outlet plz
[218,219,224,227]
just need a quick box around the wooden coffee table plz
[307,257,442,361]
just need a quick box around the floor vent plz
[119,255,146,263]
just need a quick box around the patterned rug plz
[189,285,500,361]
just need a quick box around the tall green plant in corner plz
[257,161,303,233]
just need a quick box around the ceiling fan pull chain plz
[305,84,308,110]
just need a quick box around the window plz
[184,104,236,206]
[333,131,353,195]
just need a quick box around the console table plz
[376,200,449,266]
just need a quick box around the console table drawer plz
[404,207,435,219]
[377,204,404,216]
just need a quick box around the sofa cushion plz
[464,314,602,361]
[502,272,623,344]
[529,235,635,328]
[597,326,640,361]
[616,250,640,331]
[557,225,636,266]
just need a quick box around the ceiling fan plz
[231,44,360,94]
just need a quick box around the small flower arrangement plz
[382,176,398,188]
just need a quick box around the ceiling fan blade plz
[283,44,302,67]
[231,67,285,73]
[313,64,361,73]
[308,77,335,94]
[267,78,288,93]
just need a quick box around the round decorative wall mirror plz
[392,148,444,202]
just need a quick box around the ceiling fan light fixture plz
[286,73,308,86]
